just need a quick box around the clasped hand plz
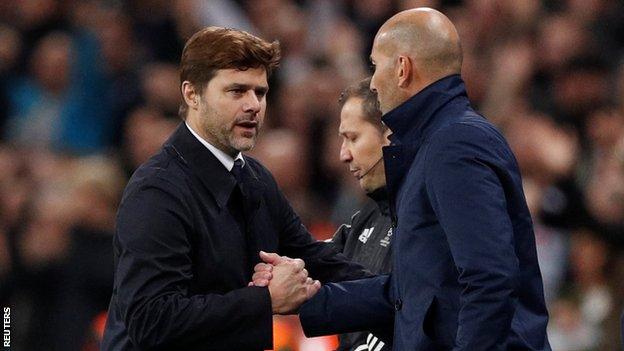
[249,251,320,314]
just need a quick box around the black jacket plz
[332,188,393,351]
[101,123,369,350]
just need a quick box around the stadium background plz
[0,0,623,350]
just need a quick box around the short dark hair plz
[178,26,281,119]
[338,77,386,131]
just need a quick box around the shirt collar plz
[185,122,245,171]
[382,74,466,145]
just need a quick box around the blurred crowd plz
[0,0,623,350]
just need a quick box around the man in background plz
[254,77,393,350]
[331,78,393,350]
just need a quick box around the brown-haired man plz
[334,78,393,350]
[101,27,368,351]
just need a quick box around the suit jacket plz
[300,75,551,350]
[101,123,369,350]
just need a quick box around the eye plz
[229,88,245,95]
[255,90,267,98]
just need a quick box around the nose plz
[242,91,261,114]
[340,142,352,163]
[369,77,377,93]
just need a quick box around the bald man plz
[297,8,551,350]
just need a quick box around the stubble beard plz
[199,104,259,155]
[379,87,403,115]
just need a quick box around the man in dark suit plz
[257,8,551,350]
[101,27,369,350]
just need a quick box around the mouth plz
[350,169,361,179]
[234,120,258,136]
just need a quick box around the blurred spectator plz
[0,0,623,349]
[4,30,113,154]
[122,106,177,173]
[549,229,615,351]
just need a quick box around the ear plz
[181,81,199,111]
[396,55,412,88]
[382,125,392,145]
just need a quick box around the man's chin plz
[359,180,373,193]
[230,137,256,152]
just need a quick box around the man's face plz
[339,97,389,193]
[195,68,268,155]
[369,35,401,115]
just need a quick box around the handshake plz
[249,251,321,315]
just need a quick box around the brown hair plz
[338,77,386,131]
[178,26,281,118]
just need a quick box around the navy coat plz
[300,75,551,350]
[101,124,369,350]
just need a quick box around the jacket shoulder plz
[427,114,510,156]
[243,155,272,178]
[122,148,191,203]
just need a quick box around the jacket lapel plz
[164,123,237,210]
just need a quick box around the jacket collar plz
[382,74,467,147]
[367,186,390,216]
[163,123,238,209]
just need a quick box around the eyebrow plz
[226,83,269,94]
[338,129,355,137]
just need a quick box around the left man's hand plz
[249,251,312,287]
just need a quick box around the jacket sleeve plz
[267,177,372,283]
[424,124,519,351]
[330,224,350,253]
[330,209,361,253]
[299,275,394,338]
[113,178,272,350]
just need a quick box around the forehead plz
[210,67,268,86]
[370,31,392,60]
[339,98,367,130]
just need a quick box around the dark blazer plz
[300,75,551,350]
[101,123,369,350]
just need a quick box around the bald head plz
[377,8,462,78]
[369,8,462,113]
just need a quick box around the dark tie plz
[231,158,244,185]
[229,158,256,277]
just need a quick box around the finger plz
[254,279,269,287]
[254,263,273,272]
[252,271,272,282]
[292,258,305,271]
[301,268,308,278]
[259,251,286,265]
[306,280,321,298]
[248,281,254,286]
[296,270,307,283]
[306,277,313,285]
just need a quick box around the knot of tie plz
[231,158,244,185]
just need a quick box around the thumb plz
[259,251,284,265]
